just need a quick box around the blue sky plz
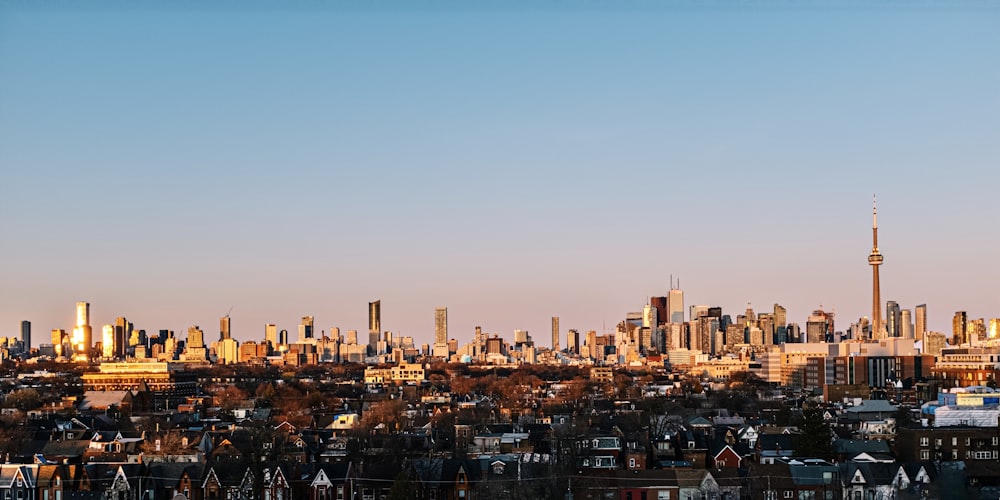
[1,1,998,346]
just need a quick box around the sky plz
[1,1,999,347]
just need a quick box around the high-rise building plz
[690,305,709,321]
[115,316,132,358]
[369,301,381,351]
[668,287,684,324]
[989,318,1000,340]
[435,307,448,345]
[868,197,885,339]
[567,329,580,355]
[220,315,231,341]
[967,318,986,345]
[551,317,560,352]
[299,316,314,343]
[650,297,667,327]
[642,304,658,330]
[265,324,277,346]
[915,304,927,342]
[773,304,787,329]
[71,301,93,360]
[901,309,913,339]
[953,311,967,345]
[101,325,115,358]
[20,320,30,349]
[886,301,901,338]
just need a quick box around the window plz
[966,438,971,446]
[935,439,942,447]
[952,437,958,446]
[629,458,637,468]
[921,450,930,460]
[784,491,792,499]
[658,492,671,500]
[952,450,958,460]
[919,437,929,447]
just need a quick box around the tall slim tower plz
[868,197,885,339]
[551,317,560,351]
[72,301,93,360]
[265,324,278,346]
[368,301,381,351]
[434,307,448,345]
[20,321,30,350]
[915,304,927,342]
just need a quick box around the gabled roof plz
[845,400,897,413]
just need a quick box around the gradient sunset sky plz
[1,1,998,346]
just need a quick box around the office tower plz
[187,326,205,348]
[568,329,580,355]
[953,311,967,345]
[552,317,560,351]
[71,301,93,360]
[113,316,131,358]
[514,329,529,344]
[101,325,115,358]
[744,304,756,326]
[369,301,381,351]
[787,323,802,343]
[901,309,913,339]
[773,304,787,329]
[265,324,277,346]
[586,330,598,358]
[988,318,1000,340]
[220,315,231,340]
[298,316,315,343]
[20,321,30,349]
[435,307,448,345]
[885,301,900,338]
[330,327,341,342]
[347,329,358,345]
[650,297,667,327]
[668,285,684,323]
[915,304,927,341]
[868,197,885,339]
[278,329,289,346]
[967,318,986,344]
[642,304,658,330]
[690,305,709,321]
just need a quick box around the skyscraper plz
[551,317,560,352]
[434,307,448,345]
[650,297,667,327]
[114,316,131,358]
[952,311,967,345]
[20,320,30,349]
[265,324,277,346]
[901,309,913,339]
[773,304,787,329]
[868,197,885,339]
[220,315,231,341]
[71,301,93,360]
[886,301,900,338]
[915,304,927,342]
[668,286,684,324]
[299,316,314,343]
[369,301,381,351]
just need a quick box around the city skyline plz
[2,3,999,345]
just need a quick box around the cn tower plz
[868,196,884,339]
